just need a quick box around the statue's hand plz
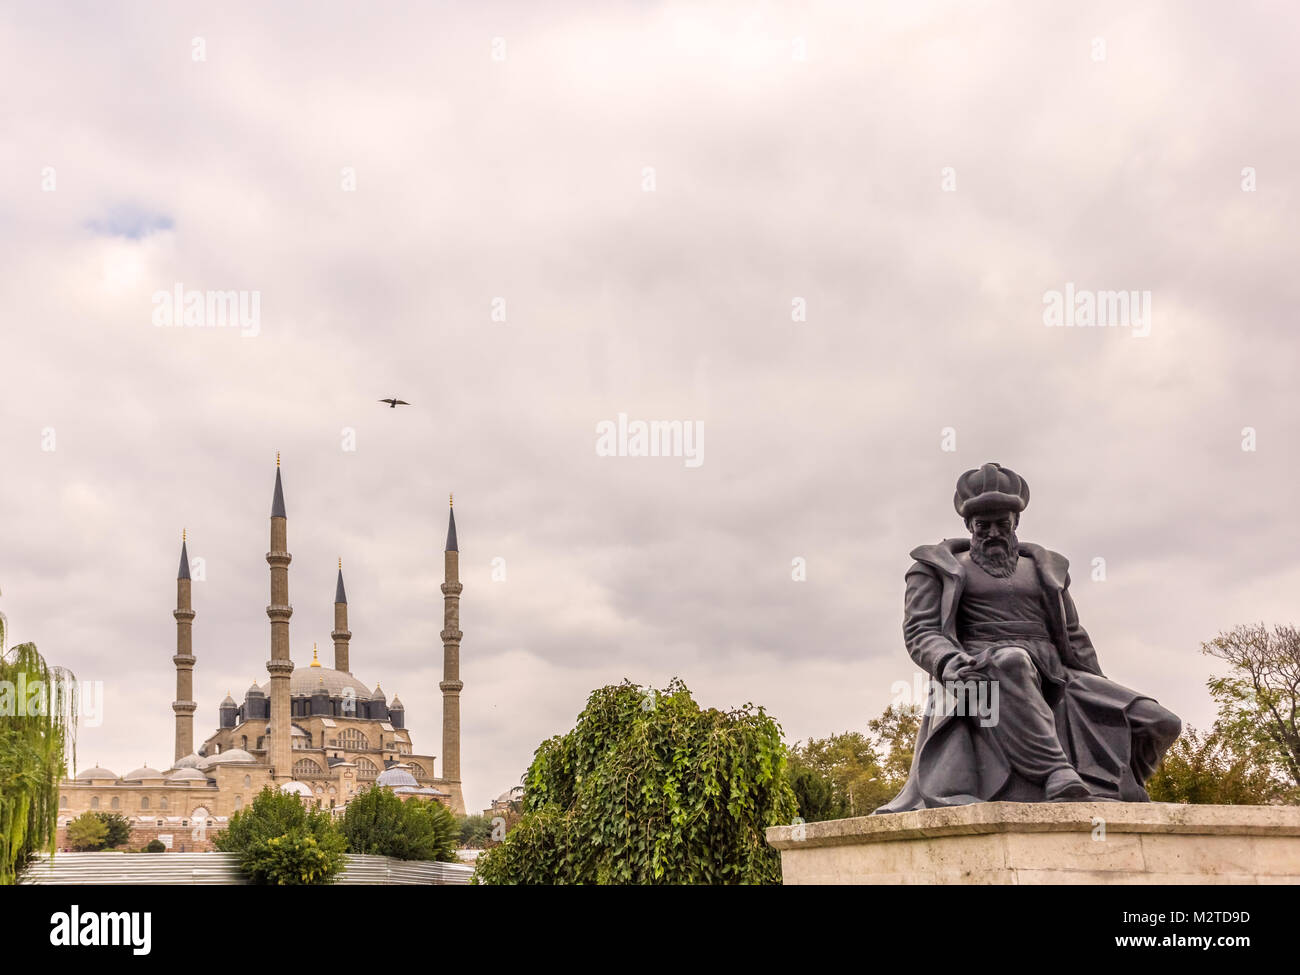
[941,653,980,683]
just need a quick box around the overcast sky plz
[2,1,1298,812]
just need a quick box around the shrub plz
[94,811,132,849]
[66,811,108,851]
[145,839,166,853]
[214,786,345,885]
[474,678,797,885]
[341,787,458,861]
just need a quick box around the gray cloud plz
[2,1,1298,809]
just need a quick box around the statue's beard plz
[970,531,1019,577]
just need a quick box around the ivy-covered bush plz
[474,679,797,885]
[214,786,346,885]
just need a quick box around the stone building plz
[56,458,467,850]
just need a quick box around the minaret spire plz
[332,557,352,673]
[172,530,197,761]
[265,455,294,779]
[440,493,465,814]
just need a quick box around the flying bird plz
[378,398,411,408]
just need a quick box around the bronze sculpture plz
[877,463,1181,811]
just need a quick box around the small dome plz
[279,781,313,797]
[388,695,404,709]
[123,765,164,781]
[375,767,418,788]
[75,766,117,781]
[171,752,203,769]
[165,768,208,782]
[246,682,265,696]
[220,693,237,707]
[291,725,308,737]
[370,684,386,700]
[198,748,257,768]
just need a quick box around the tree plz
[457,814,493,848]
[1147,724,1291,805]
[341,787,458,861]
[214,786,346,884]
[474,679,797,885]
[145,839,166,853]
[0,630,76,883]
[94,812,131,849]
[787,704,920,822]
[66,812,108,851]
[1203,623,1300,791]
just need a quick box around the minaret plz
[440,493,465,814]
[332,558,351,673]
[172,530,197,761]
[265,454,294,780]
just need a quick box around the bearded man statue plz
[876,462,1182,811]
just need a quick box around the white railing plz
[19,852,475,886]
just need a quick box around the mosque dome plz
[122,765,164,781]
[198,748,257,768]
[172,752,202,769]
[289,665,372,700]
[165,768,208,782]
[75,766,117,781]
[279,781,313,797]
[375,766,419,789]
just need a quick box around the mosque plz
[55,458,466,851]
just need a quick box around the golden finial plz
[182,528,186,543]
[339,557,343,570]
[276,451,280,468]
[449,492,454,508]
[310,643,320,667]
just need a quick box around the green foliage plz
[1147,724,1292,804]
[0,632,76,884]
[341,787,458,861]
[145,839,166,853]
[457,813,493,847]
[66,811,108,851]
[788,704,920,821]
[1202,623,1300,792]
[94,811,132,849]
[474,678,797,885]
[214,786,346,884]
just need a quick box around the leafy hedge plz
[474,679,797,884]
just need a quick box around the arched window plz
[59,796,68,808]
[235,796,243,811]
[293,758,324,777]
[337,727,369,751]
[241,736,248,749]
[110,796,120,810]
[140,796,150,810]
[91,796,100,809]
[243,775,251,787]
[354,757,378,780]
[160,796,168,810]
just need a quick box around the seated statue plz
[877,462,1181,811]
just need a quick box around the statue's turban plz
[953,462,1030,519]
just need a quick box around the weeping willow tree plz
[0,612,76,884]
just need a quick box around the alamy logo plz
[50,906,151,955]
[595,413,704,468]
[1042,282,1150,337]
[151,282,261,337]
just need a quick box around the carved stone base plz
[765,802,1300,884]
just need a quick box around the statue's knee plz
[1132,700,1181,746]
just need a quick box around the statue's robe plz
[876,538,1173,813]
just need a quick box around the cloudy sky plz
[2,1,1298,812]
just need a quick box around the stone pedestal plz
[765,802,1300,884]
